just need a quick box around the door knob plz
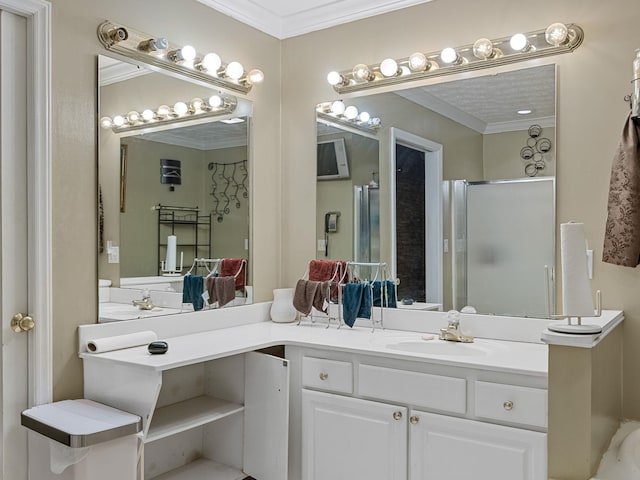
[409,415,420,424]
[393,411,403,420]
[11,313,34,333]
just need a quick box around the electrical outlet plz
[317,239,326,251]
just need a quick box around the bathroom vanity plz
[78,306,622,480]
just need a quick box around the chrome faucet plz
[132,290,155,310]
[439,310,474,343]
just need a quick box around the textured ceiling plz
[197,0,435,39]
[136,120,248,150]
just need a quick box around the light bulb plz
[126,111,140,123]
[99,116,113,129]
[330,100,346,115]
[327,71,344,86]
[370,117,381,127]
[545,22,569,46]
[472,38,494,59]
[380,58,399,77]
[358,111,371,123]
[208,95,224,108]
[141,109,154,121]
[181,45,196,62]
[246,69,264,84]
[138,38,168,52]
[157,105,170,118]
[344,106,358,120]
[225,61,244,80]
[200,52,221,72]
[352,63,373,82]
[440,47,459,64]
[408,52,428,71]
[173,102,188,116]
[190,98,204,112]
[510,33,529,51]
[113,115,125,127]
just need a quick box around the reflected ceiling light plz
[327,22,583,93]
[517,109,533,115]
[316,102,381,133]
[97,21,264,94]
[100,93,238,133]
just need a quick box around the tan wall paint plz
[51,0,280,400]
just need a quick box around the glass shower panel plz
[353,185,380,264]
[465,178,554,317]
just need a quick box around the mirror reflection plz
[316,64,556,318]
[98,55,252,322]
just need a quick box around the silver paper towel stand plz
[544,264,603,334]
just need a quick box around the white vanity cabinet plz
[291,347,547,480]
[83,350,289,480]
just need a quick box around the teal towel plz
[373,280,397,308]
[342,283,372,328]
[183,275,205,311]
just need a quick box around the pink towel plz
[221,258,246,290]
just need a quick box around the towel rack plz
[297,260,345,327]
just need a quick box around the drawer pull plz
[409,415,420,425]
[393,411,403,421]
[503,401,514,411]
[319,372,329,381]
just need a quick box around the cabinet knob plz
[319,372,329,381]
[409,415,420,425]
[503,400,514,411]
[393,411,403,421]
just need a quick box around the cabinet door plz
[409,410,546,480]
[243,351,290,480]
[302,389,407,480]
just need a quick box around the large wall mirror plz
[316,64,556,318]
[98,55,252,322]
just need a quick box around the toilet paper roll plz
[86,331,157,353]
[166,235,177,272]
[561,222,595,317]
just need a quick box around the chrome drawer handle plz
[409,415,419,425]
[393,411,403,421]
[503,401,514,411]
[319,372,329,381]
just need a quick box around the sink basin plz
[386,341,488,357]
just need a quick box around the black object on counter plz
[148,341,169,355]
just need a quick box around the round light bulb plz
[327,71,343,86]
[408,52,428,71]
[380,58,399,77]
[510,33,529,51]
[344,105,358,120]
[358,111,371,123]
[545,22,569,46]
[180,45,197,62]
[173,101,188,116]
[370,117,381,127]
[330,100,346,115]
[99,116,113,129]
[112,115,125,127]
[440,47,459,64]
[201,52,221,72]
[141,109,154,121]
[190,98,204,112]
[157,105,170,118]
[126,111,140,123]
[246,69,264,84]
[225,61,244,80]
[472,38,494,59]
[352,63,372,81]
[208,95,224,108]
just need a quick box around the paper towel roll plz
[561,222,595,317]
[86,331,157,353]
[166,235,177,272]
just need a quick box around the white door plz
[409,410,547,480]
[302,389,407,480]
[0,1,52,478]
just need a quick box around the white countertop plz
[541,310,624,348]
[80,321,548,377]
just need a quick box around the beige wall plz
[51,0,281,400]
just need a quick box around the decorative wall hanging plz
[208,160,248,222]
[520,124,553,177]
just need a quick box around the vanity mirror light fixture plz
[316,101,381,133]
[327,22,583,94]
[99,93,237,133]
[98,21,264,94]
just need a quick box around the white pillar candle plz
[166,235,177,272]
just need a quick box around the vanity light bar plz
[97,21,264,94]
[316,101,381,133]
[100,93,238,133]
[327,22,583,94]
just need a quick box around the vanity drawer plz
[302,357,353,394]
[474,381,547,428]
[358,364,466,414]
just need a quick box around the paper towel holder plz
[544,265,603,334]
